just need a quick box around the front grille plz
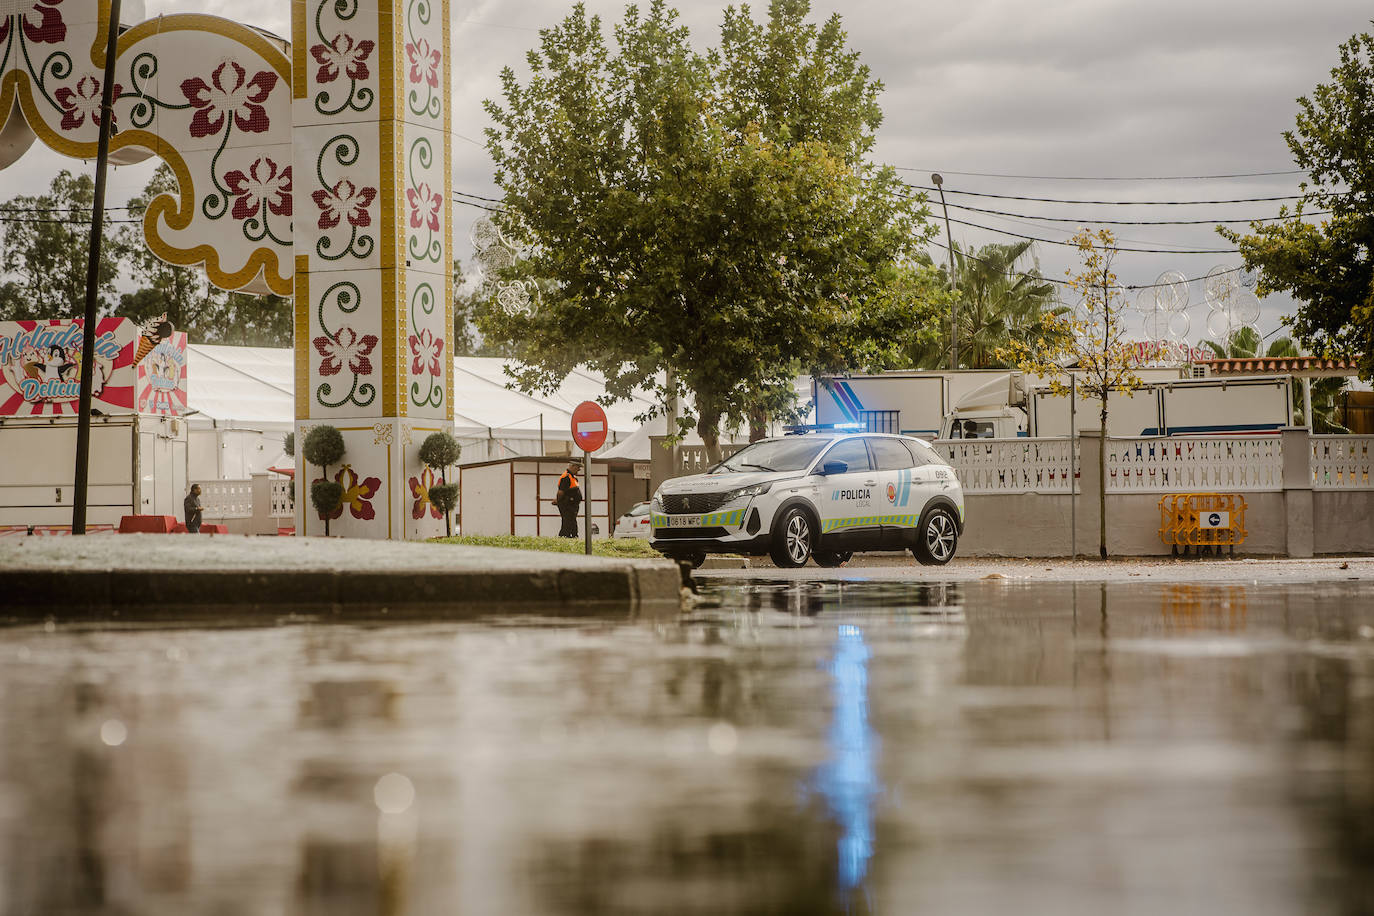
[661,492,732,514]
[651,527,728,539]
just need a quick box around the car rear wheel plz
[770,507,814,568]
[913,507,958,566]
[813,550,852,568]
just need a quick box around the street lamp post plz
[931,173,957,370]
[72,0,122,535]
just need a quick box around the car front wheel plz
[770,507,814,568]
[913,507,958,566]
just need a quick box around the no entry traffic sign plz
[571,401,608,452]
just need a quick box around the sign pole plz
[569,400,609,557]
[583,451,591,556]
[72,0,122,535]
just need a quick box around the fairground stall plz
[0,318,188,533]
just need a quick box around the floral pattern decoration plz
[408,327,443,378]
[405,182,442,233]
[224,156,291,245]
[314,326,377,378]
[312,32,374,83]
[312,178,375,231]
[55,76,121,132]
[181,61,278,138]
[0,0,67,47]
[409,467,441,520]
[336,465,381,521]
[313,281,377,410]
[405,38,441,88]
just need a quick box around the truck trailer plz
[942,373,1294,439]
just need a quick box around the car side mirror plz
[821,460,848,476]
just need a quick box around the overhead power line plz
[901,182,1306,206]
[942,214,1239,255]
[895,166,1305,181]
[940,199,1328,227]
[923,237,1245,290]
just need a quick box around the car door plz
[815,437,881,550]
[867,436,920,547]
[905,438,956,521]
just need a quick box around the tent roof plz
[186,344,294,427]
[182,346,662,439]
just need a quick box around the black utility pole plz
[931,173,958,370]
[72,0,122,535]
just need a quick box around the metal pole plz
[931,173,957,371]
[1070,373,1077,559]
[582,451,591,556]
[72,0,123,535]
[1302,377,1313,430]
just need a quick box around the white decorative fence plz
[270,478,295,517]
[198,477,296,520]
[939,434,1309,494]
[1311,435,1374,490]
[198,480,254,518]
[1105,436,1283,492]
[934,438,1078,494]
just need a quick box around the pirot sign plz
[0,317,187,417]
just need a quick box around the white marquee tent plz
[182,346,667,476]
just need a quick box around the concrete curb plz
[0,560,684,621]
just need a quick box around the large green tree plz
[0,170,120,319]
[481,0,931,456]
[1221,26,1374,376]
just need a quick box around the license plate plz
[667,515,703,528]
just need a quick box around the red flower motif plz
[180,61,279,138]
[224,157,292,220]
[408,327,443,376]
[311,32,375,84]
[2,0,67,46]
[405,182,442,233]
[313,326,378,377]
[311,178,376,231]
[409,467,441,520]
[54,75,121,132]
[337,465,381,521]
[405,38,441,89]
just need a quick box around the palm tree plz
[916,241,1063,368]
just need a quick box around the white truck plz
[812,370,1023,437]
[941,373,1294,439]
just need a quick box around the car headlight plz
[650,494,662,511]
[723,482,772,502]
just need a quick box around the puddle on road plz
[0,580,1371,915]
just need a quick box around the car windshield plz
[711,438,831,473]
[627,503,650,516]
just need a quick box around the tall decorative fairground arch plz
[0,0,453,539]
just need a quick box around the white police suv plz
[649,432,965,568]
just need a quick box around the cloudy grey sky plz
[4,0,1371,345]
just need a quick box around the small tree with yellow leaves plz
[1002,229,1143,559]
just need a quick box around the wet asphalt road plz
[1,578,1371,915]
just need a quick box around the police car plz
[649,432,965,568]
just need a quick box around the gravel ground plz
[697,554,1374,583]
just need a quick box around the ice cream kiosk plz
[0,317,189,531]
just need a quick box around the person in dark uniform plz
[184,483,203,533]
[553,461,582,538]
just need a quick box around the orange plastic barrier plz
[1158,493,1248,557]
